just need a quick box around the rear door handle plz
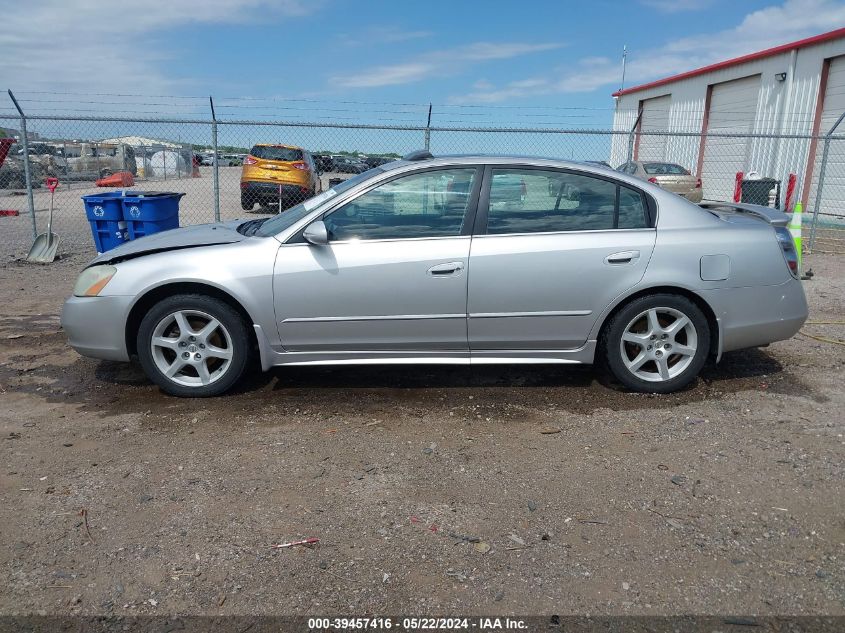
[605,250,640,265]
[427,261,464,277]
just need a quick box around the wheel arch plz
[125,282,257,358]
[594,285,720,360]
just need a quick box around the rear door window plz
[617,186,647,229]
[484,168,648,234]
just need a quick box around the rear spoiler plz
[698,201,789,227]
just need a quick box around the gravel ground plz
[0,251,843,618]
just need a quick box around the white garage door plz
[636,95,671,161]
[807,56,845,221]
[700,75,761,200]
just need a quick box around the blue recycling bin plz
[82,192,129,253]
[121,191,185,240]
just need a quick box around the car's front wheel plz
[603,294,710,394]
[137,294,250,397]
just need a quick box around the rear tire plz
[137,294,250,397]
[240,194,253,211]
[602,294,710,394]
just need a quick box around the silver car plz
[61,152,807,397]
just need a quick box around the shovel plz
[27,177,60,263]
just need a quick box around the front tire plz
[137,294,250,397]
[602,294,710,394]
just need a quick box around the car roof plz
[376,154,688,209]
[252,143,303,150]
[381,154,621,172]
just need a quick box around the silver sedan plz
[62,152,807,397]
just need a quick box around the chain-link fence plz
[1,110,844,258]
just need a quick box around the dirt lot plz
[0,252,843,618]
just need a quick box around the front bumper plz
[61,295,134,361]
[702,277,808,355]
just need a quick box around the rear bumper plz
[241,180,311,201]
[61,295,133,361]
[702,278,808,354]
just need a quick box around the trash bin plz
[82,191,129,253]
[741,178,780,208]
[121,191,185,240]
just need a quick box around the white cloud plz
[640,0,715,12]
[340,63,439,88]
[0,0,317,96]
[449,0,845,103]
[331,42,562,88]
[340,26,432,46]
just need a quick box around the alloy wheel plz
[150,309,233,387]
[619,307,698,382]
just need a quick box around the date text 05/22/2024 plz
[307,617,528,631]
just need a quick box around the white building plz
[611,27,845,216]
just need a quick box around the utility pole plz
[620,45,628,94]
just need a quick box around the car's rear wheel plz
[240,193,253,211]
[603,294,709,394]
[137,294,250,397]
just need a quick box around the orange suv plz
[240,144,321,211]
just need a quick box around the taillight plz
[648,177,658,185]
[292,161,307,170]
[244,155,257,165]
[695,177,702,189]
[775,226,800,278]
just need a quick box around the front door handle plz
[427,261,464,277]
[605,250,640,265]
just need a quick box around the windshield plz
[254,168,384,237]
[250,146,303,162]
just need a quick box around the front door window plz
[324,168,478,241]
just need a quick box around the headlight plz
[73,265,117,297]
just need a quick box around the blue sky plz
[1,0,844,155]
[2,0,844,126]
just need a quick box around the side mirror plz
[303,220,329,246]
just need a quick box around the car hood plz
[89,220,246,266]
